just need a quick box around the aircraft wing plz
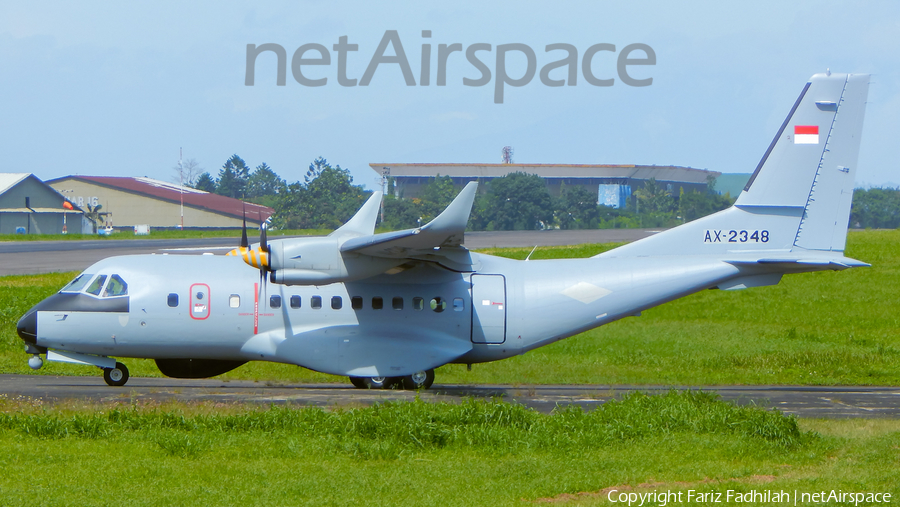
[341,181,478,261]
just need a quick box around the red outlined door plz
[190,283,210,320]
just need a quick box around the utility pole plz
[380,166,390,225]
[179,147,184,230]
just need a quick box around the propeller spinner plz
[227,214,271,272]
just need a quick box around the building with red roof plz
[47,176,272,230]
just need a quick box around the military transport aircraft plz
[18,72,869,389]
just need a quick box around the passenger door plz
[470,274,506,344]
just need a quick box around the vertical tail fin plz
[599,72,869,259]
[735,72,869,252]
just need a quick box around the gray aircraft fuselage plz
[25,249,749,373]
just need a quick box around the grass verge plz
[0,393,896,506]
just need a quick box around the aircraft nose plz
[17,311,37,345]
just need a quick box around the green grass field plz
[1,231,898,505]
[0,392,897,506]
[2,230,898,385]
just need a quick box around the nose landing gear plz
[102,362,130,387]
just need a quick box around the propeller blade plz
[260,222,268,253]
[240,206,249,249]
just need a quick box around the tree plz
[677,188,733,222]
[478,172,554,230]
[193,172,217,192]
[417,175,458,223]
[172,158,203,188]
[850,187,900,228]
[216,154,250,198]
[633,178,674,214]
[83,203,110,234]
[305,157,330,184]
[246,163,286,207]
[273,159,369,230]
[381,194,423,230]
[556,185,600,229]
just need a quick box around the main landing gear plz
[349,369,435,390]
[102,362,130,387]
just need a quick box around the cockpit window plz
[61,273,94,293]
[102,275,128,297]
[85,275,108,296]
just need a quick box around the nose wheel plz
[103,362,130,387]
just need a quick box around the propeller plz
[227,212,275,333]
[240,211,249,249]
[227,212,272,277]
[256,221,271,301]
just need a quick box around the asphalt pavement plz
[0,229,659,275]
[2,374,898,418]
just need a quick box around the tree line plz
[850,187,900,229]
[184,155,900,231]
[183,155,734,230]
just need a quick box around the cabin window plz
[331,296,342,310]
[351,296,363,310]
[167,293,179,307]
[61,273,94,293]
[290,295,301,309]
[86,275,108,296]
[311,296,322,309]
[392,297,404,310]
[270,295,282,309]
[229,295,241,308]
[430,297,447,313]
[453,298,465,312]
[102,274,128,297]
[372,297,383,310]
[413,297,424,311]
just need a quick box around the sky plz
[2,1,899,191]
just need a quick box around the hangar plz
[371,163,720,209]
[0,173,83,235]
[47,176,272,230]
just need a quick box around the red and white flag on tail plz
[794,125,819,144]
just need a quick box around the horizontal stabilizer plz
[725,255,869,271]
[341,182,477,258]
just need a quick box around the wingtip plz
[330,191,383,238]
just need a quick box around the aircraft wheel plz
[103,362,130,387]
[350,376,397,389]
[401,369,434,390]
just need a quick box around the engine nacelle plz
[267,236,402,286]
